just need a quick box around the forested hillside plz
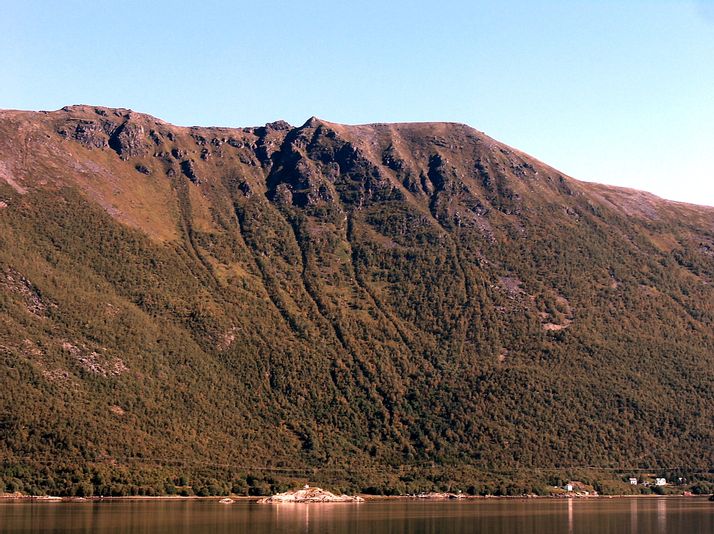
[1,106,712,496]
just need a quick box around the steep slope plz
[0,106,712,495]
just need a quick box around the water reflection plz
[272,503,314,534]
[0,497,710,534]
[657,498,666,533]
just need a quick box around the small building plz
[655,478,666,486]
[629,478,638,485]
[564,484,573,492]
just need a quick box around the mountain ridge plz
[2,105,712,215]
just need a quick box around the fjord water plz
[1,498,711,533]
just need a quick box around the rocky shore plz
[257,486,364,503]
[412,492,465,499]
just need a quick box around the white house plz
[655,478,666,486]
[564,484,573,492]
[629,478,638,485]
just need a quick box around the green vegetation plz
[0,107,712,495]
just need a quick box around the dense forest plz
[0,106,712,496]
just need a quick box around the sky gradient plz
[2,0,713,206]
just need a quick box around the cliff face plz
[0,105,712,482]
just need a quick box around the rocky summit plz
[0,105,712,496]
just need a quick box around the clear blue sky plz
[2,0,713,206]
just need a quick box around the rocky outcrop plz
[67,120,109,149]
[59,113,149,160]
[257,486,364,503]
[1,268,48,317]
[180,159,201,184]
[109,121,148,159]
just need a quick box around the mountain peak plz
[302,115,328,128]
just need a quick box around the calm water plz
[0,497,712,533]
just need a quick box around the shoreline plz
[0,493,709,503]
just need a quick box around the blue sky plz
[2,0,713,206]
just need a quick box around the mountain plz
[0,105,712,496]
